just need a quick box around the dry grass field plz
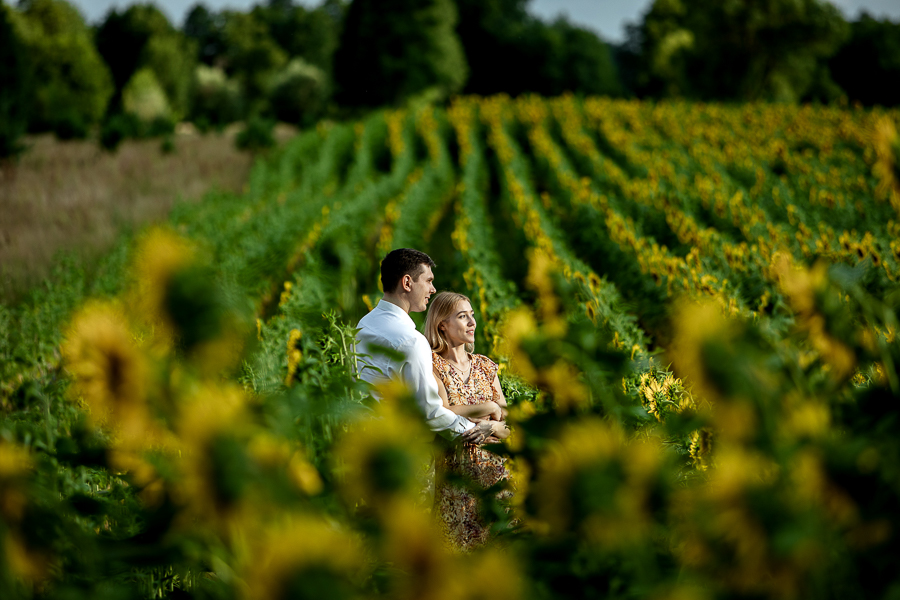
[0,126,294,303]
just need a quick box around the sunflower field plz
[3,95,900,600]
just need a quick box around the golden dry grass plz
[0,126,293,303]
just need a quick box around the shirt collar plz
[375,298,415,329]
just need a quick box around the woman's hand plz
[461,420,494,445]
[482,420,510,443]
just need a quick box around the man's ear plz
[401,274,413,292]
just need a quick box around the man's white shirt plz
[355,299,474,437]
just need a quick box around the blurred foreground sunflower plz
[332,382,433,512]
[533,418,664,548]
[242,515,365,600]
[873,116,900,209]
[129,227,197,345]
[61,301,151,443]
[0,442,51,582]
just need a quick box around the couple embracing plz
[354,248,512,551]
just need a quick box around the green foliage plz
[235,114,276,151]
[48,109,89,140]
[830,13,900,107]
[190,64,243,128]
[269,58,328,126]
[159,135,175,154]
[0,1,32,159]
[454,0,531,96]
[96,4,196,119]
[251,0,344,73]
[184,2,226,66]
[97,110,175,153]
[333,0,468,108]
[139,34,197,118]
[96,3,171,92]
[8,0,113,133]
[122,68,171,122]
[625,0,694,97]
[97,114,130,152]
[184,1,341,121]
[539,18,624,97]
[627,0,850,102]
[221,10,288,113]
[455,0,623,98]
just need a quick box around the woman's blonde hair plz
[424,291,475,354]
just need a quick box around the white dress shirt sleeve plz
[400,335,474,439]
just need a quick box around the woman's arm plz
[491,373,508,419]
[433,369,502,420]
[453,403,502,420]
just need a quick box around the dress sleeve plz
[475,354,499,383]
[432,352,447,378]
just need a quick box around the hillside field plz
[3,95,900,599]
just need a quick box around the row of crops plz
[3,95,900,599]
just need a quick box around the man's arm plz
[401,336,474,439]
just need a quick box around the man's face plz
[406,264,436,312]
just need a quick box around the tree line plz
[1,0,898,158]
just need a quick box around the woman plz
[424,291,512,551]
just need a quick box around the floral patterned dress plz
[432,351,512,551]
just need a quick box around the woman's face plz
[441,300,476,347]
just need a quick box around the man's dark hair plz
[381,248,435,293]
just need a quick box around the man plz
[355,248,493,444]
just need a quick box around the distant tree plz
[623,0,694,97]
[626,0,849,102]
[141,34,197,118]
[184,3,229,67]
[190,64,243,128]
[96,4,196,119]
[96,4,171,95]
[541,18,623,97]
[454,0,622,97]
[829,13,900,106]
[220,10,288,113]
[269,58,327,125]
[8,0,113,134]
[0,1,32,158]
[611,23,644,97]
[122,68,171,122]
[333,0,467,108]
[454,0,536,96]
[251,0,344,72]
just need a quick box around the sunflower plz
[0,443,52,582]
[129,227,196,345]
[669,299,734,406]
[331,386,433,512]
[873,117,900,207]
[171,381,250,527]
[533,418,661,547]
[246,433,322,496]
[771,253,856,381]
[285,329,303,386]
[379,498,459,600]
[61,301,149,442]
[242,515,365,600]
[498,309,539,384]
[0,441,31,522]
[541,360,589,413]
